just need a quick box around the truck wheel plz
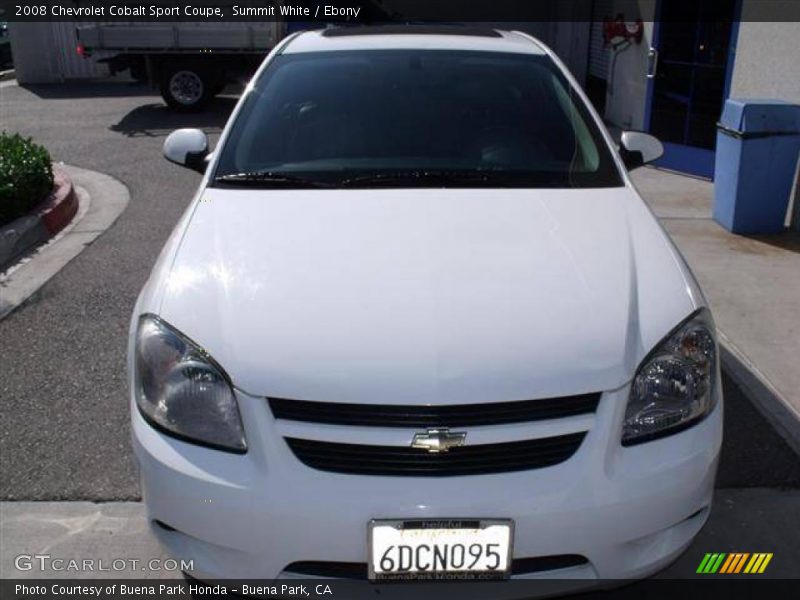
[160,66,213,111]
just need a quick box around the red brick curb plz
[39,169,79,235]
[0,167,80,271]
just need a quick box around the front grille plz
[283,555,589,578]
[285,433,585,476]
[269,393,600,428]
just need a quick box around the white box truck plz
[76,22,288,110]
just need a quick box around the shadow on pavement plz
[109,96,238,137]
[19,81,154,99]
[717,371,800,488]
[742,230,800,255]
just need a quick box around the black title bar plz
[4,578,800,600]
[2,0,800,22]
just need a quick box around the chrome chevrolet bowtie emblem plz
[411,428,467,453]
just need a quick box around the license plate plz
[368,519,513,581]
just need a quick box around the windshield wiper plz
[215,169,567,189]
[339,169,523,188]
[213,171,336,189]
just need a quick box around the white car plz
[129,26,721,592]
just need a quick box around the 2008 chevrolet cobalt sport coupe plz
[129,27,721,589]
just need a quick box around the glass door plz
[646,0,738,178]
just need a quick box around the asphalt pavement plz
[1,81,799,506]
[0,81,225,500]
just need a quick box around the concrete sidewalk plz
[0,165,130,320]
[632,167,800,452]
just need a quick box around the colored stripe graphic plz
[720,553,737,573]
[697,554,713,573]
[698,553,727,573]
[719,553,736,573]
[711,553,726,573]
[734,553,750,573]
[703,552,773,574]
[744,554,760,573]
[702,553,719,573]
[753,552,772,573]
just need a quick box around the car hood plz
[155,187,696,403]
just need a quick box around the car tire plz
[160,65,214,111]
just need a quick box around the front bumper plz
[132,381,721,591]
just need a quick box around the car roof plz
[282,26,548,55]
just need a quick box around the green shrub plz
[0,132,54,227]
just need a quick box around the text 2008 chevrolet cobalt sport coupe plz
[129,27,721,590]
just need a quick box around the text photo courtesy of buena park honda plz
[0,1,799,599]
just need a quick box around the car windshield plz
[214,49,623,188]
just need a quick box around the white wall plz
[730,21,800,103]
[8,23,60,84]
[729,18,800,229]
[9,22,108,83]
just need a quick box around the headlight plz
[134,315,247,453]
[622,308,718,446]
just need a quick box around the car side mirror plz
[163,128,209,173]
[620,131,664,170]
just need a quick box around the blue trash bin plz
[713,99,800,234]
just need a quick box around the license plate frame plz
[368,518,514,581]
